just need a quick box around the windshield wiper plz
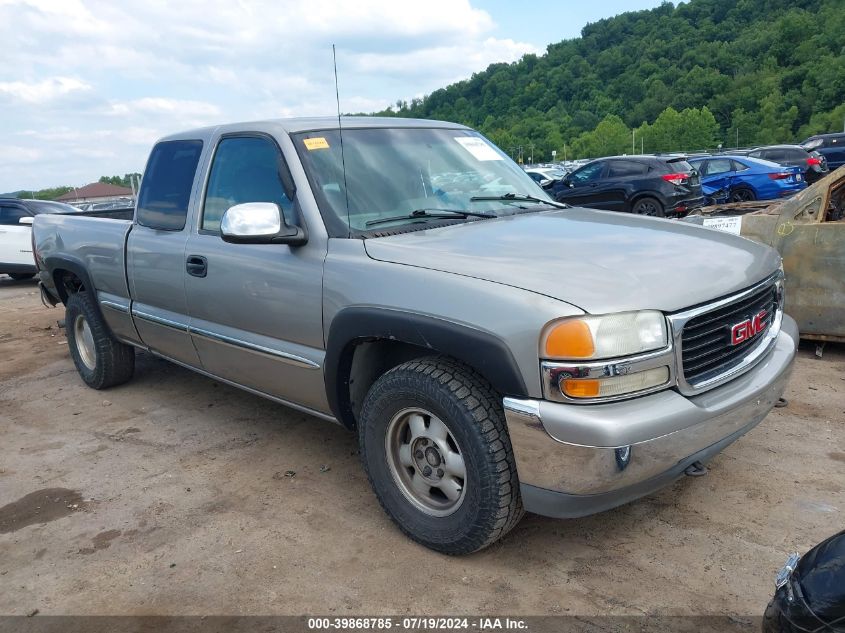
[470,193,570,209]
[365,208,495,228]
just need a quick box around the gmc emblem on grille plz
[731,309,768,345]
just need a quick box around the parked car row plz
[550,155,705,217]
[542,148,817,218]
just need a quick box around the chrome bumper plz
[505,315,798,518]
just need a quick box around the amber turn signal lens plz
[561,378,600,398]
[544,319,595,359]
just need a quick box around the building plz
[56,182,134,205]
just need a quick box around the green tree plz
[572,115,631,158]
[374,0,844,154]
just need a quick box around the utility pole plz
[632,130,636,155]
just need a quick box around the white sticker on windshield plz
[454,136,503,161]
[702,215,742,235]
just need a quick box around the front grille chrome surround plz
[668,271,784,396]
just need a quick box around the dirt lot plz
[0,274,843,617]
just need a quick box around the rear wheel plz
[631,197,665,217]
[729,186,756,202]
[359,357,523,555]
[8,273,35,281]
[65,292,135,389]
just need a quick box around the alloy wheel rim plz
[384,407,467,517]
[74,314,96,371]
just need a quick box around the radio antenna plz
[332,44,352,237]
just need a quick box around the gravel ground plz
[0,274,843,617]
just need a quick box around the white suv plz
[0,198,80,280]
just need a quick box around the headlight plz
[541,311,668,360]
[540,311,674,403]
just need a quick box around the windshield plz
[292,127,553,235]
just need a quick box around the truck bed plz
[32,213,133,304]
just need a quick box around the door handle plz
[186,255,208,278]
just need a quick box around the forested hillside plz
[379,0,845,161]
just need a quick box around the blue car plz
[689,155,806,202]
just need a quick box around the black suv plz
[801,133,845,171]
[744,144,829,184]
[553,155,704,217]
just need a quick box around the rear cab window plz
[136,140,204,231]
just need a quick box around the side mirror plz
[220,202,307,246]
[19,216,34,226]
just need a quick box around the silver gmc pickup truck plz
[33,117,797,554]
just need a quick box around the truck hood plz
[363,208,781,314]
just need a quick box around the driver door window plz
[571,162,605,184]
[202,136,293,233]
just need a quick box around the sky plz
[0,0,667,192]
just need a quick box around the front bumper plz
[505,314,798,518]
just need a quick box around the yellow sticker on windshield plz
[304,137,330,150]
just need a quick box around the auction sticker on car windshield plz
[454,136,502,161]
[702,215,742,235]
[303,137,330,150]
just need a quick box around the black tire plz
[631,196,665,217]
[729,186,756,202]
[8,273,35,281]
[65,292,135,389]
[359,357,524,555]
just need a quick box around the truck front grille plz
[681,281,779,386]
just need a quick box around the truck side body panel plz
[33,214,142,345]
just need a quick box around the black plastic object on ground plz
[763,529,845,632]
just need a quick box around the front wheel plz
[631,197,665,217]
[65,292,135,389]
[359,357,523,555]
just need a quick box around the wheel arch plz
[731,181,757,195]
[43,255,95,304]
[325,307,529,429]
[627,191,666,212]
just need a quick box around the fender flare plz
[43,254,97,304]
[324,307,529,427]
